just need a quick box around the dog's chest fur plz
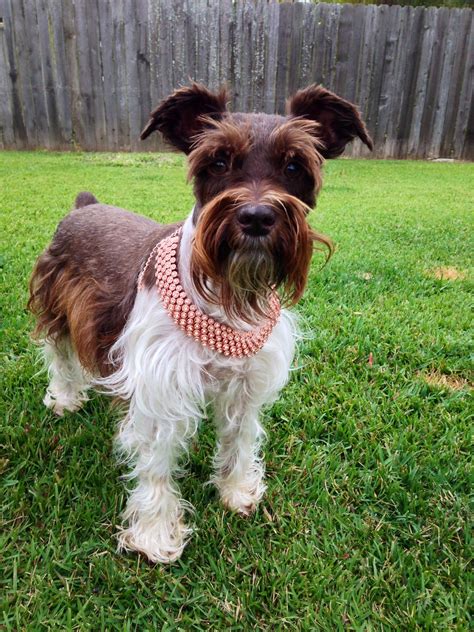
[100,215,298,420]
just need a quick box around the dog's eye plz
[210,159,228,175]
[285,161,301,177]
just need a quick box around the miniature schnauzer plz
[28,83,372,563]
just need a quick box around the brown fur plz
[287,85,373,158]
[189,115,325,210]
[188,118,253,180]
[29,83,372,370]
[140,82,228,153]
[29,199,180,375]
[191,185,332,323]
[185,110,330,322]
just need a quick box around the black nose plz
[237,205,276,237]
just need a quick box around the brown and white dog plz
[28,83,372,563]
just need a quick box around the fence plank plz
[453,14,473,160]
[263,1,279,113]
[299,4,315,90]
[61,0,81,149]
[376,5,402,157]
[334,4,354,100]
[383,6,410,158]
[9,0,36,147]
[345,4,365,105]
[431,9,458,158]
[123,0,141,150]
[356,3,376,124]
[98,1,117,150]
[275,2,292,114]
[287,1,303,97]
[218,0,233,90]
[34,0,57,148]
[136,0,152,146]
[251,0,266,112]
[195,0,210,88]
[419,8,448,158]
[0,0,472,159]
[326,5,341,90]
[0,0,17,147]
[47,0,72,148]
[113,0,131,150]
[396,8,424,157]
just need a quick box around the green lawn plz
[1,152,472,630]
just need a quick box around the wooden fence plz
[0,0,472,159]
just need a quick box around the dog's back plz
[28,193,179,374]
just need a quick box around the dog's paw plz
[219,481,266,517]
[43,392,83,416]
[117,518,191,564]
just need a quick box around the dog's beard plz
[221,238,278,320]
[191,188,333,325]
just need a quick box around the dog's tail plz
[74,191,98,208]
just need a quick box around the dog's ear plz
[140,83,228,153]
[287,85,373,158]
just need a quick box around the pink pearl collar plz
[138,228,281,358]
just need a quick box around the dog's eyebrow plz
[188,119,253,178]
[270,119,321,148]
[268,120,324,167]
[192,118,252,154]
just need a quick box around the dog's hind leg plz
[42,337,90,416]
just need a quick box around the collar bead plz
[138,228,281,358]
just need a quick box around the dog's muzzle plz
[237,204,276,237]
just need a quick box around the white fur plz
[42,338,90,416]
[44,212,298,563]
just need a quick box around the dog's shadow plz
[37,391,223,525]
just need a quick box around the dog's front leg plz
[212,386,266,516]
[116,413,195,564]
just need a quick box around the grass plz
[1,151,472,630]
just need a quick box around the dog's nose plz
[237,205,276,236]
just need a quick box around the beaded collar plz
[137,227,281,358]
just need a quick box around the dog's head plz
[141,83,372,322]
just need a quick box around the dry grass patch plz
[421,370,472,391]
[427,266,468,281]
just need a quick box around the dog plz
[28,83,372,563]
